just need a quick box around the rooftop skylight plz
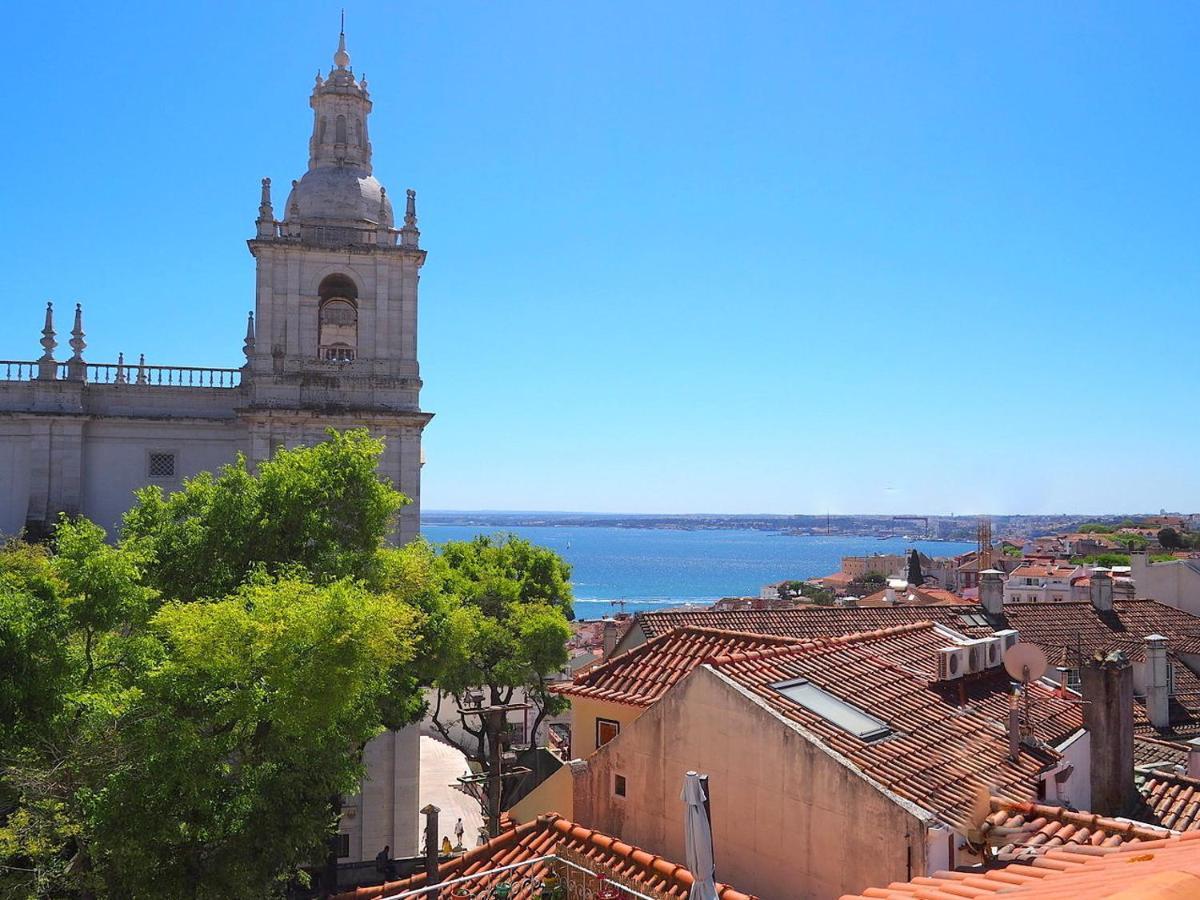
[772,678,893,741]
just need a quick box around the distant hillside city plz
[423,509,1197,542]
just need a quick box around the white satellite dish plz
[1003,642,1048,684]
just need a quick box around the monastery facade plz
[0,29,430,545]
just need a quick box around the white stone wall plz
[340,726,421,862]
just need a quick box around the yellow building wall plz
[508,762,574,825]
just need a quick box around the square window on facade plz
[596,718,620,748]
[614,774,627,798]
[148,452,176,479]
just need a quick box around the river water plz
[420,524,974,620]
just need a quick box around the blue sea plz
[420,524,974,620]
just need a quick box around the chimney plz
[1081,652,1135,817]
[1144,634,1170,729]
[885,586,897,605]
[1090,567,1114,612]
[1188,739,1200,779]
[421,804,441,883]
[980,569,1004,615]
[602,619,618,658]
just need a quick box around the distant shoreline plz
[420,510,1120,541]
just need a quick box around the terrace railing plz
[0,360,242,388]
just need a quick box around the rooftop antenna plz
[1003,642,1048,758]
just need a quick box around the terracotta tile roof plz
[1138,771,1200,832]
[705,623,1081,833]
[333,814,758,900]
[983,797,1173,862]
[1135,736,1191,770]
[994,600,1200,659]
[839,831,1200,899]
[632,605,996,642]
[550,627,802,707]
[855,587,963,607]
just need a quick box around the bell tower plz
[243,26,431,543]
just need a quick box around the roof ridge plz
[988,797,1172,842]
[564,625,804,686]
[707,620,937,667]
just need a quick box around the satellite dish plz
[1003,643,1048,684]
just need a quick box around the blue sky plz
[3,2,1197,515]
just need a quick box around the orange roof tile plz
[839,830,1200,899]
[984,797,1173,862]
[1139,771,1200,832]
[333,814,758,900]
[631,605,997,641]
[550,627,802,707]
[705,623,1082,833]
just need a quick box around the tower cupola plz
[282,24,392,229]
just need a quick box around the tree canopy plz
[0,430,434,898]
[430,534,573,773]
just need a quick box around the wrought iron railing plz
[0,360,242,388]
[376,851,667,900]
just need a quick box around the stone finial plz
[37,301,58,380]
[38,301,57,361]
[405,188,417,227]
[400,189,420,248]
[315,69,324,88]
[243,311,256,359]
[136,353,147,385]
[334,13,350,69]
[259,177,273,218]
[115,352,127,384]
[67,303,87,381]
[69,304,85,361]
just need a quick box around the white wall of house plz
[1131,553,1200,616]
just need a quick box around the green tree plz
[0,430,433,898]
[906,550,924,586]
[122,428,405,600]
[429,534,572,777]
[1158,527,1184,551]
[1111,533,1148,551]
[860,571,887,586]
[1078,523,1116,534]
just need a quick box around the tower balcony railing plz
[0,360,243,388]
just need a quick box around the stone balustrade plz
[0,359,243,388]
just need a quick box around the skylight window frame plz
[770,676,894,742]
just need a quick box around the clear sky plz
[3,2,1197,516]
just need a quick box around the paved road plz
[418,736,485,851]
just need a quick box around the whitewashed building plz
[0,29,427,862]
[0,28,430,546]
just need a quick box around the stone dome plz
[284,167,392,227]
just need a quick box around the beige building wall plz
[508,760,576,825]
[842,554,907,580]
[566,696,645,758]
[573,667,930,900]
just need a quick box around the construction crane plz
[977,518,993,571]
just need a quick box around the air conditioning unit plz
[937,646,968,681]
[962,638,989,674]
[982,636,1003,668]
[993,629,1019,655]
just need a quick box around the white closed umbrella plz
[681,771,718,900]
